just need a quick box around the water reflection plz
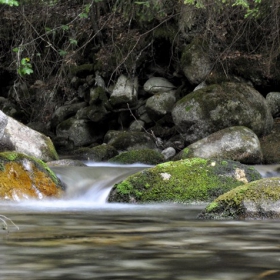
[0,203,280,280]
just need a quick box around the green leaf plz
[12,47,19,53]
[61,25,69,31]
[69,38,78,45]
[59,50,67,56]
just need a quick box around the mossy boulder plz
[172,82,273,144]
[108,158,261,203]
[72,144,118,161]
[109,149,164,165]
[0,152,64,201]
[199,178,280,220]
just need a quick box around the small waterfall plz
[51,163,150,203]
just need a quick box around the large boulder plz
[175,126,263,164]
[0,110,58,161]
[108,158,261,203]
[199,178,280,220]
[0,152,64,201]
[172,82,273,144]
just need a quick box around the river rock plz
[129,120,145,131]
[56,117,98,147]
[108,158,261,203]
[0,151,64,201]
[145,91,176,119]
[0,110,58,162]
[174,126,263,164]
[199,177,280,220]
[50,102,87,129]
[172,82,273,144]
[109,149,164,165]
[72,144,118,161]
[109,75,138,107]
[143,77,176,94]
[104,130,157,151]
[76,105,108,122]
[259,121,280,164]
[161,147,176,160]
[266,91,280,117]
[180,37,212,85]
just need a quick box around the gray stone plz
[109,75,138,107]
[180,38,212,85]
[161,147,176,160]
[56,118,96,147]
[266,91,280,117]
[50,102,87,128]
[146,91,176,119]
[172,82,273,144]
[175,126,263,164]
[143,77,176,94]
[0,110,58,161]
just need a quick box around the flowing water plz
[0,163,280,280]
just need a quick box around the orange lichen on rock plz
[0,161,63,200]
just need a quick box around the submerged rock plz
[199,178,280,220]
[108,158,261,203]
[0,152,64,201]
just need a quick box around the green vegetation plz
[108,158,261,203]
[0,0,279,123]
[0,0,18,6]
[200,177,280,219]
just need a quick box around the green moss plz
[201,178,280,219]
[206,201,219,212]
[0,151,19,161]
[43,137,59,160]
[108,158,261,203]
[0,151,61,187]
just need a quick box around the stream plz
[0,163,280,279]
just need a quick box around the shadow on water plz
[0,163,280,279]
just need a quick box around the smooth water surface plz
[0,163,280,279]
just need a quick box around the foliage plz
[0,0,279,124]
[184,0,262,17]
[0,0,18,6]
